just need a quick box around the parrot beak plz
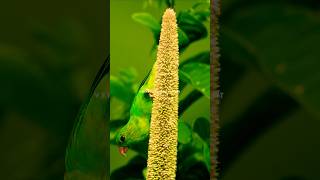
[119,146,128,157]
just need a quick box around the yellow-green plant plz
[146,8,179,180]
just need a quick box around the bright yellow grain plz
[146,8,179,180]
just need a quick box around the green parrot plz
[112,61,212,175]
[113,60,209,157]
[114,63,156,156]
[65,57,110,180]
[113,61,202,156]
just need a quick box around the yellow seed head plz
[146,8,179,180]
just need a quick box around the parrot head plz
[115,116,150,156]
[117,134,129,156]
[114,78,154,156]
[115,125,130,156]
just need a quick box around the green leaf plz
[191,1,210,21]
[203,143,210,173]
[178,121,192,144]
[193,117,210,142]
[177,10,208,48]
[110,98,130,120]
[132,10,208,51]
[181,51,210,66]
[178,90,203,116]
[192,1,210,10]
[132,13,161,37]
[180,62,210,98]
[118,68,138,84]
[110,76,132,102]
[178,28,189,48]
[110,68,137,103]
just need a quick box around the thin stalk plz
[210,0,221,179]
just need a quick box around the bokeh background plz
[219,0,320,179]
[0,0,320,179]
[0,0,108,179]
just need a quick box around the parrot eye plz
[120,135,125,143]
[143,92,150,99]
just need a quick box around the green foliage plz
[132,2,209,51]
[178,121,192,144]
[132,13,161,40]
[180,62,210,98]
[193,117,210,143]
[177,10,208,48]
[110,68,137,103]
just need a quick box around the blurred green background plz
[219,0,320,179]
[0,0,108,179]
[1,0,320,179]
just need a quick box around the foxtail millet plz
[146,8,179,180]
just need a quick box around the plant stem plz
[166,0,174,8]
[210,0,221,179]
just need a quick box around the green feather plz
[65,57,110,180]
[114,62,156,154]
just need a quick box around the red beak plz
[119,146,128,156]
